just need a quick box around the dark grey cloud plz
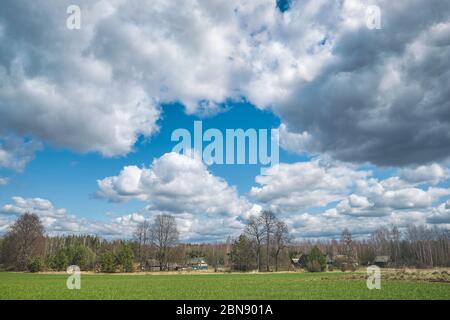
[276,0,450,166]
[1,0,449,168]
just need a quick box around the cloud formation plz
[0,1,160,157]
[97,152,255,216]
[274,1,450,166]
[252,160,450,215]
[0,136,42,171]
[1,0,449,167]
[0,196,147,237]
[250,160,370,212]
[428,201,450,224]
[250,159,450,237]
[1,1,449,240]
[0,195,253,241]
[399,164,449,185]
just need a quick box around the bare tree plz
[150,214,178,271]
[341,228,354,257]
[339,228,357,270]
[134,220,151,271]
[273,221,289,271]
[3,213,45,270]
[245,215,265,271]
[391,226,401,263]
[261,211,277,271]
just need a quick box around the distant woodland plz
[1,211,449,273]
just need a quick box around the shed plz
[373,256,390,267]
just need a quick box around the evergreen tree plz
[117,244,134,273]
[52,249,69,271]
[306,246,326,272]
[99,251,116,273]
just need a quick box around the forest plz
[0,211,449,273]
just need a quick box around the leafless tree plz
[341,228,354,257]
[273,220,289,271]
[261,211,277,271]
[245,215,265,271]
[150,214,179,271]
[134,220,151,271]
[339,228,357,270]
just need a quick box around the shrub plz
[28,257,45,273]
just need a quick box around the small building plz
[290,254,309,268]
[187,257,208,270]
[373,256,390,268]
[145,259,181,271]
[330,254,358,271]
[145,259,161,271]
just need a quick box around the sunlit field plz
[1,271,449,300]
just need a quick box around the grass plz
[0,271,449,300]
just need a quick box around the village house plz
[145,259,181,271]
[187,257,209,270]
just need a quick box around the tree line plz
[0,211,449,273]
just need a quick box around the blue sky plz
[1,0,450,241]
[1,102,290,221]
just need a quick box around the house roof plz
[374,256,390,263]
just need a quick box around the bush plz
[305,246,326,272]
[28,257,45,273]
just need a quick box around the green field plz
[0,272,449,300]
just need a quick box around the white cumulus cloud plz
[97,152,253,217]
[250,160,370,212]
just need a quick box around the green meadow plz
[0,272,449,300]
